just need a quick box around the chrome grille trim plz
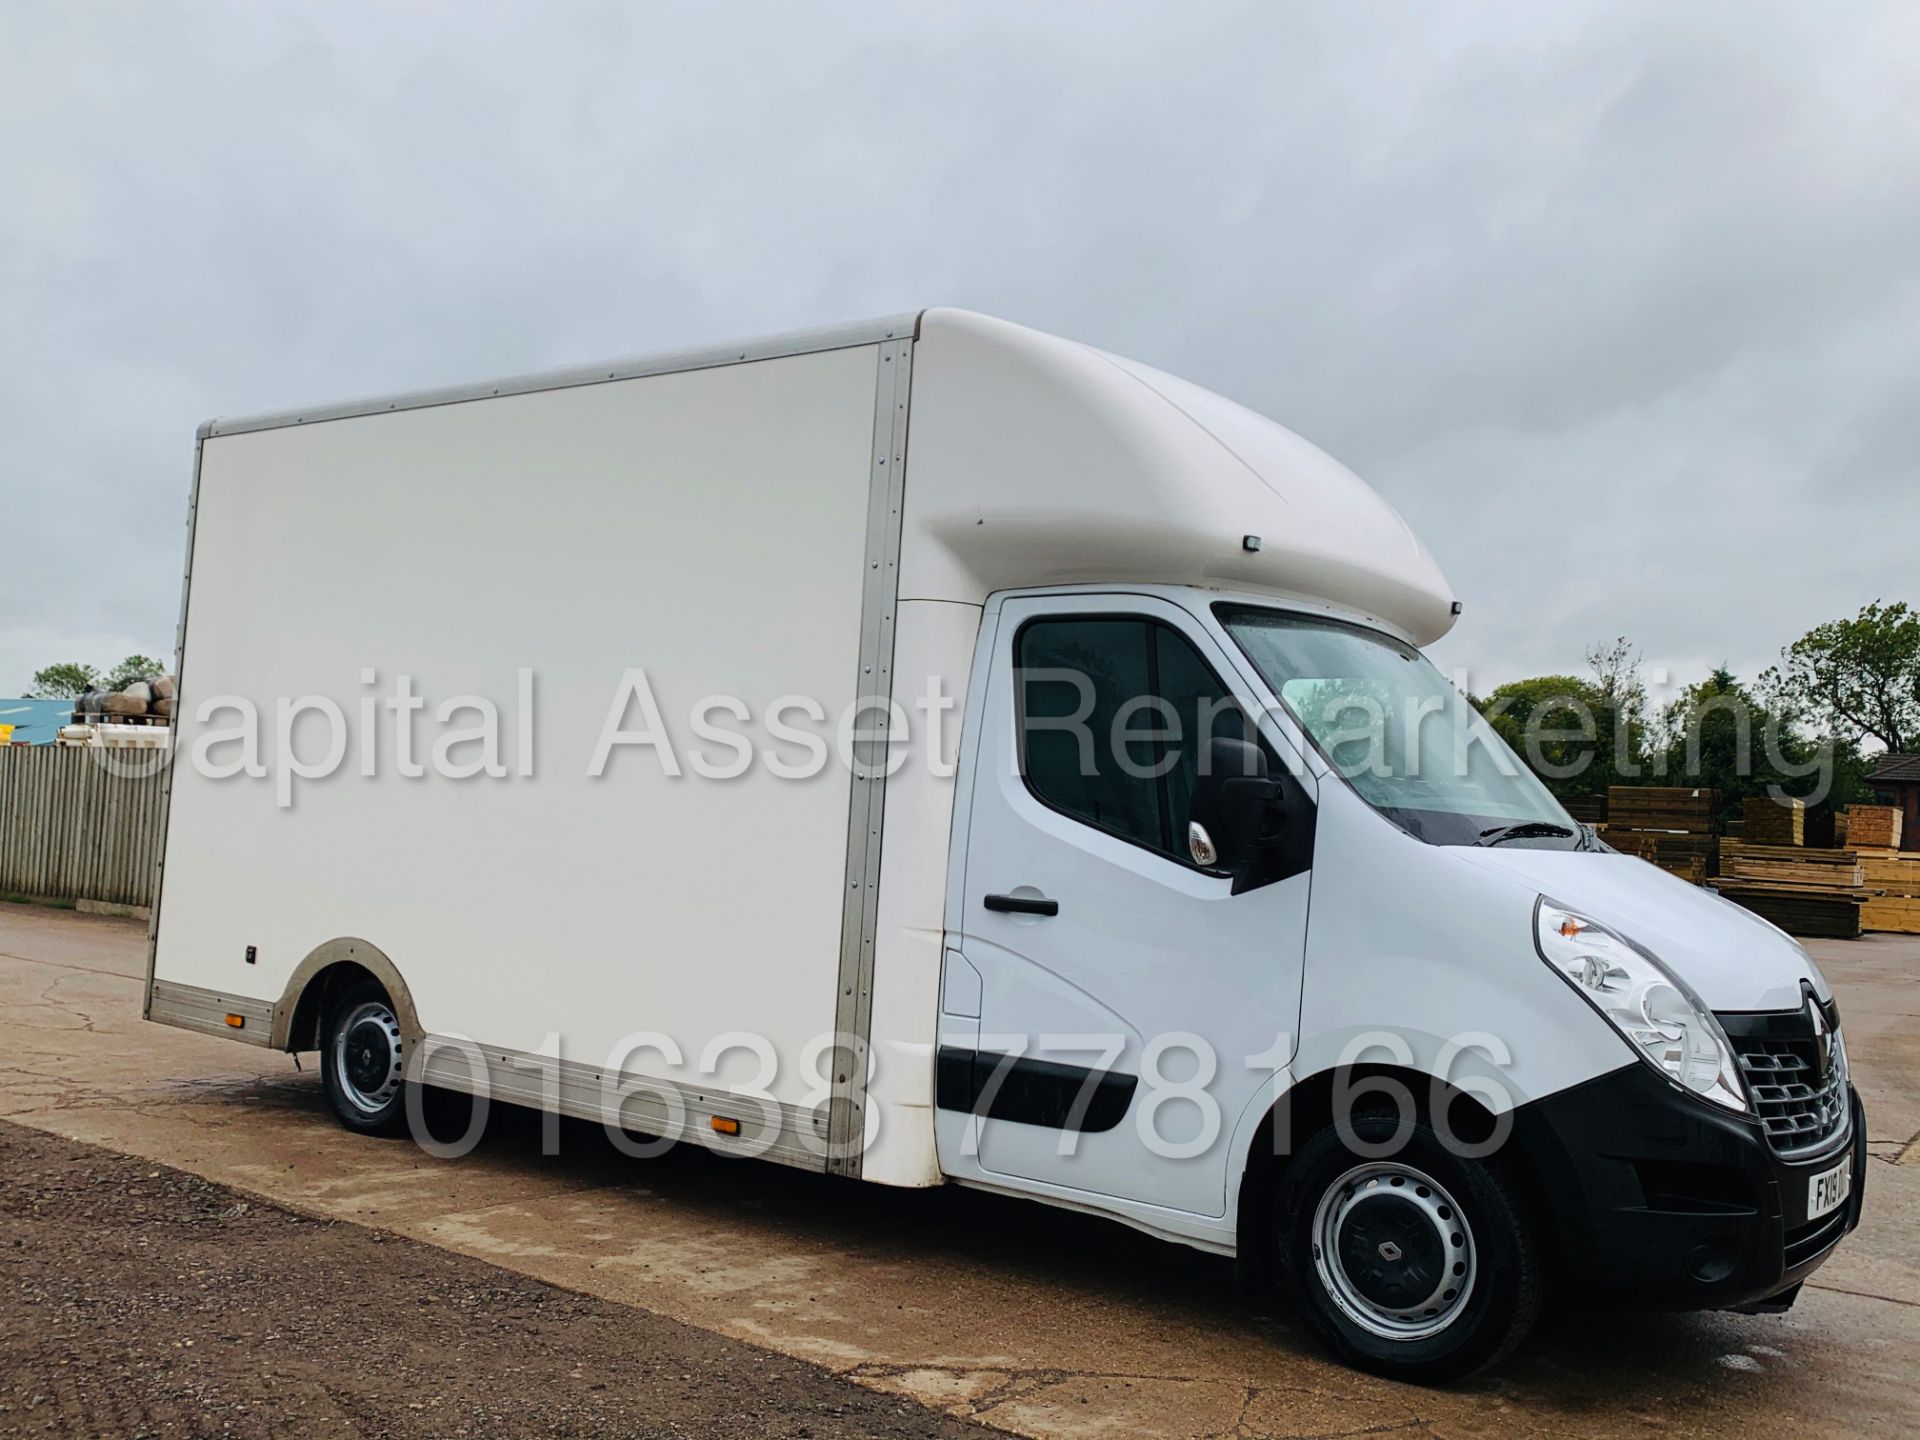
[1730,1034,1850,1160]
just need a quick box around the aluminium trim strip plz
[199,311,924,439]
[826,337,914,1177]
[145,981,834,1173]
[409,1035,832,1173]
[148,979,272,1047]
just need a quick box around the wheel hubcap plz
[333,1000,403,1114]
[1311,1161,1477,1341]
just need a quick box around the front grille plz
[1729,1031,1848,1158]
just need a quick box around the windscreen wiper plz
[1476,820,1577,847]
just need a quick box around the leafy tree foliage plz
[25,655,167,700]
[1474,639,1649,798]
[1763,600,1920,752]
[26,662,100,699]
[1478,636,1872,820]
[1477,674,1609,795]
[1655,667,1866,824]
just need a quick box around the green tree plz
[1763,599,1920,752]
[26,662,100,699]
[1474,639,1648,798]
[1658,667,1866,824]
[1477,675,1608,796]
[103,654,166,691]
[1583,636,1652,787]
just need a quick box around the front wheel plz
[320,979,409,1136]
[1275,1112,1543,1383]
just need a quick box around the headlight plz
[1534,898,1747,1112]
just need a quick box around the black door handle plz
[984,893,1059,917]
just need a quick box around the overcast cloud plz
[3,1,1916,706]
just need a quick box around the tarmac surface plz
[1,902,1916,1438]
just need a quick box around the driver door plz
[940,592,1315,1218]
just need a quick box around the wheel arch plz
[1233,1063,1554,1287]
[269,938,423,1053]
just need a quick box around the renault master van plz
[147,308,1865,1380]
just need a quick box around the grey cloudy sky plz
[4,2,1916,705]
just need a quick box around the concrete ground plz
[1,903,1915,1439]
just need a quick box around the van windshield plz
[1215,604,1585,849]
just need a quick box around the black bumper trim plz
[1510,1063,1865,1311]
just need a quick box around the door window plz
[1015,617,1247,865]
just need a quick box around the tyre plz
[320,979,409,1137]
[1274,1110,1542,1383]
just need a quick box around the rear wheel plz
[320,979,408,1136]
[1276,1112,1542,1383]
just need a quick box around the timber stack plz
[1742,795,1805,846]
[1713,840,1866,940]
[1847,804,1904,851]
[1603,786,1715,884]
[1849,805,1920,935]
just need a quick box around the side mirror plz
[1189,736,1288,894]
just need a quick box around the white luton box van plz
[148,308,1864,1380]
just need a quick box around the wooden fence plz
[0,746,168,909]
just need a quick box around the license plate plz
[1808,1156,1853,1220]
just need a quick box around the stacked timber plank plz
[1742,796,1805,846]
[1601,830,1659,862]
[1606,787,1715,884]
[1608,787,1714,833]
[1847,804,1904,851]
[1851,808,1919,933]
[1718,844,1862,887]
[1714,841,1866,940]
[1860,852,1920,934]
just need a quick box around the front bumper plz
[1510,1062,1866,1311]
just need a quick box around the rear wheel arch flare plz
[271,938,422,1053]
